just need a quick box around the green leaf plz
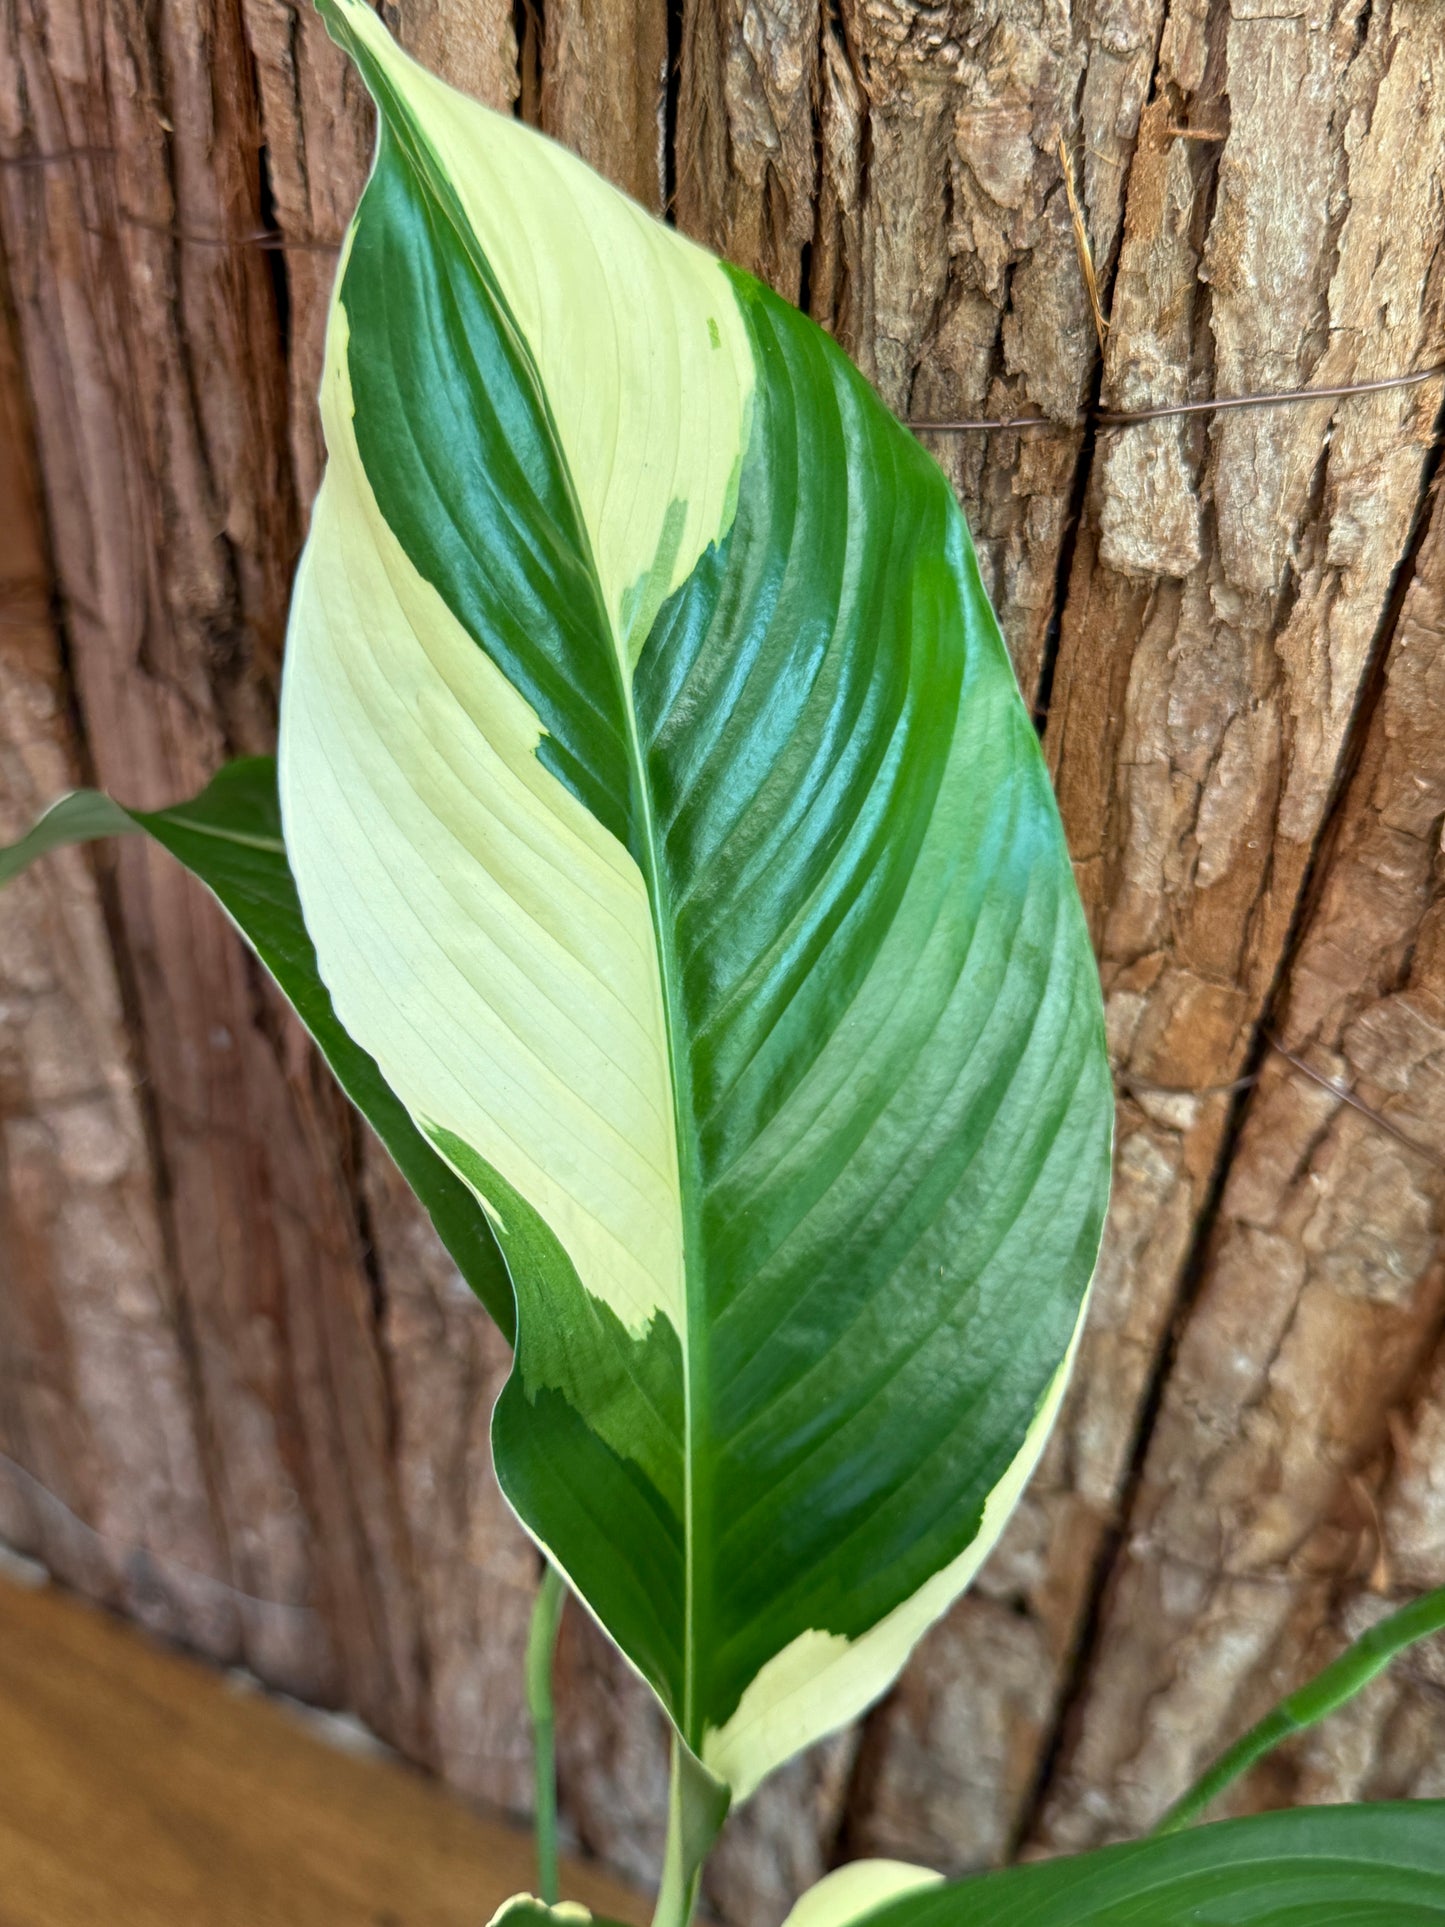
[654,1738,732,1927]
[790,1807,1445,1927]
[295,0,1113,1798]
[0,759,513,1338]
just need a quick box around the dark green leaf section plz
[858,1804,1445,1925]
[323,0,1112,1767]
[342,121,634,849]
[322,20,701,1729]
[431,1125,686,1701]
[0,760,513,1340]
[636,271,1110,1727]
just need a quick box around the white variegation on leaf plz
[776,1808,1445,1927]
[3,11,1445,1925]
[282,0,1114,1812]
[286,298,685,1340]
[781,1862,943,1927]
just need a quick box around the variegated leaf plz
[0,0,1113,1811]
[286,0,1113,1801]
[780,1807,1445,1926]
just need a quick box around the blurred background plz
[1,0,1443,1920]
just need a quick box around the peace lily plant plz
[5,1,1445,1918]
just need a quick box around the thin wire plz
[1118,1068,1261,1101]
[0,148,342,251]
[911,412,1063,433]
[1098,363,1445,426]
[6,142,1440,431]
[1265,1031,1442,1168]
[910,362,1445,434]
[1115,1035,1441,1168]
[0,145,116,170]
[81,213,344,254]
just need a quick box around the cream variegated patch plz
[280,305,684,1342]
[701,1306,1090,1798]
[780,1862,943,1927]
[323,0,754,663]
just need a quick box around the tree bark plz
[856,0,1445,1868]
[1037,448,1445,1847]
[1,0,1443,1917]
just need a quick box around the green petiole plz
[525,1562,568,1904]
[1154,1583,1445,1834]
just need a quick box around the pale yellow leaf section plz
[701,1305,1090,1799]
[279,304,684,1340]
[325,0,753,659]
[781,1863,942,1927]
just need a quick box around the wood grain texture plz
[1036,460,1445,1849]
[541,0,667,210]
[852,0,1445,1871]
[0,0,427,1736]
[0,248,231,1653]
[386,0,519,112]
[0,1571,646,1927]
[242,0,374,509]
[364,1146,539,1816]
[812,0,1162,701]
[3,0,1445,1915]
[676,0,820,303]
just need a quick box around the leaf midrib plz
[523,369,712,1752]
[327,5,719,1740]
[616,674,710,1744]
[560,505,711,1751]
[146,812,287,856]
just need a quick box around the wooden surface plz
[2,0,1445,1919]
[0,1571,645,1927]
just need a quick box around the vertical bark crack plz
[1018,368,1445,1850]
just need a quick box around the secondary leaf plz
[0,760,512,1337]
[300,0,1112,1798]
[786,1806,1445,1925]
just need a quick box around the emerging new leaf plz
[287,0,1113,1800]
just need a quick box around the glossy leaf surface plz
[788,1806,1445,1926]
[287,0,1114,1798]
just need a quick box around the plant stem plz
[1153,1583,1445,1835]
[651,1735,729,1927]
[652,1755,698,1927]
[526,1561,567,1904]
